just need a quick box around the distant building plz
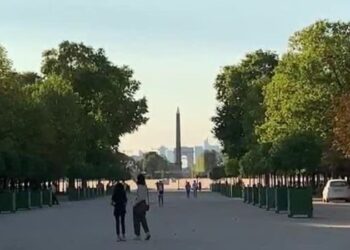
[158,146,167,158]
[203,138,221,153]
[194,146,204,163]
[181,147,194,168]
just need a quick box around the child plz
[111,182,127,242]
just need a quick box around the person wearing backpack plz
[133,174,151,241]
[111,182,127,242]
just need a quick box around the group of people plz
[111,174,151,242]
[185,180,202,198]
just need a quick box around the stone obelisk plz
[175,107,182,170]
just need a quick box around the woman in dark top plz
[111,182,127,241]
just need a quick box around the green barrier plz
[258,187,267,208]
[252,187,259,205]
[231,186,242,198]
[266,187,275,211]
[0,192,16,213]
[68,188,79,201]
[16,191,30,210]
[288,187,313,218]
[89,188,93,198]
[43,190,52,206]
[275,187,288,213]
[247,187,253,203]
[243,187,248,202]
[227,185,232,197]
[30,191,43,208]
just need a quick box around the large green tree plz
[212,50,278,158]
[41,41,148,149]
[259,20,350,144]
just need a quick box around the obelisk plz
[175,107,182,170]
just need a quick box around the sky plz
[1,0,349,154]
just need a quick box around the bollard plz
[0,192,16,213]
[258,187,267,208]
[288,187,313,218]
[266,187,275,211]
[247,187,253,204]
[16,191,31,210]
[252,187,259,205]
[275,187,288,213]
[43,189,52,207]
[30,190,43,208]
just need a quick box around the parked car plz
[322,179,350,202]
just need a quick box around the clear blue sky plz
[1,0,349,153]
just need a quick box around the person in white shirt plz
[51,183,59,205]
[133,174,151,241]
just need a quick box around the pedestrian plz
[111,182,127,242]
[51,183,59,205]
[185,181,191,198]
[198,181,202,192]
[133,174,151,241]
[157,180,164,207]
[192,180,198,198]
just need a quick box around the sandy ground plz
[0,192,350,250]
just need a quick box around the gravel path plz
[0,192,349,250]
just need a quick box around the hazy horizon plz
[1,0,349,152]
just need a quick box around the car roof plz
[328,179,347,182]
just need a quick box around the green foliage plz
[224,158,239,177]
[209,167,226,180]
[270,133,322,174]
[143,152,168,178]
[212,50,278,158]
[0,41,148,183]
[41,41,148,148]
[259,20,350,144]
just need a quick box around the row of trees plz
[212,20,350,187]
[0,41,148,189]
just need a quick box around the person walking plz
[192,180,198,198]
[157,180,164,207]
[51,183,59,205]
[111,182,127,242]
[185,181,191,198]
[133,174,151,241]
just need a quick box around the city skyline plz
[122,137,221,158]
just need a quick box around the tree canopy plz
[212,20,350,180]
[0,42,148,188]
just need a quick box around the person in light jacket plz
[133,174,151,241]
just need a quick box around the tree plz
[41,41,148,149]
[333,92,350,158]
[25,75,86,178]
[259,20,350,144]
[270,133,322,178]
[212,50,278,159]
[224,157,239,177]
[143,152,168,178]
